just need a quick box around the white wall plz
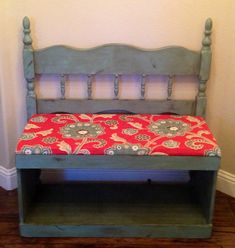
[0,0,235,177]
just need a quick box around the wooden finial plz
[202,18,212,48]
[23,16,32,48]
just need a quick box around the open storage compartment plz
[17,168,217,238]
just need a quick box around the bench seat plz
[16,113,221,157]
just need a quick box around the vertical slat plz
[87,74,93,100]
[167,75,174,100]
[140,74,146,100]
[114,74,119,100]
[60,74,66,99]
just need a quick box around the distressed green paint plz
[34,45,201,75]
[22,17,213,117]
[18,17,219,238]
[37,99,195,115]
[196,18,213,117]
[190,170,218,223]
[17,169,41,223]
[140,74,146,99]
[23,16,37,119]
[16,154,220,170]
[20,224,212,238]
[19,183,213,238]
[87,74,93,100]
[59,74,66,99]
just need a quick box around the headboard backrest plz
[23,17,212,119]
[33,45,201,75]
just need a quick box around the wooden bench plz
[16,17,221,238]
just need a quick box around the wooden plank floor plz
[0,187,235,248]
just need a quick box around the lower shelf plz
[20,182,212,238]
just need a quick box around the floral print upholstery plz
[16,114,221,157]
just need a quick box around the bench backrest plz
[23,17,212,119]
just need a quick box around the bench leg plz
[189,170,218,224]
[17,169,41,224]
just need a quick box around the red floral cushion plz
[16,114,221,157]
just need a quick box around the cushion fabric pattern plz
[16,114,221,157]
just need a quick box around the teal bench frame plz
[16,17,220,238]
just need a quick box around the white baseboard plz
[217,169,235,198]
[0,165,17,190]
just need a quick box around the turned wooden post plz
[23,16,36,119]
[140,74,146,100]
[87,74,94,100]
[167,75,174,101]
[196,18,212,117]
[114,74,120,100]
[60,74,66,99]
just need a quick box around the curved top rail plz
[35,43,199,53]
[34,44,201,75]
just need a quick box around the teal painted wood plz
[23,17,37,119]
[87,74,93,99]
[16,154,220,170]
[167,75,174,100]
[18,182,212,238]
[17,169,25,223]
[20,224,212,238]
[140,74,146,99]
[18,17,219,238]
[114,74,119,99]
[17,169,41,223]
[196,18,213,117]
[34,45,200,75]
[37,99,196,115]
[59,74,66,99]
[190,171,218,223]
[23,17,213,117]
[23,17,212,117]
[24,183,207,224]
